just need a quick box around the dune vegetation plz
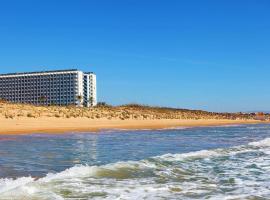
[0,101,268,121]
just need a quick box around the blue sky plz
[0,0,269,112]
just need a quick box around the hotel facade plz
[0,69,97,107]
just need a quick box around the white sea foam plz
[248,137,270,147]
[0,177,34,194]
[0,138,270,200]
[157,149,220,161]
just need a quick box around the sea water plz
[0,124,269,199]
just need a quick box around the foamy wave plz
[1,137,270,199]
[157,149,219,161]
[0,177,34,194]
[41,160,158,182]
[249,137,270,147]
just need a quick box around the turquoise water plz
[0,124,270,199]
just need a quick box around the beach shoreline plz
[0,118,268,135]
[0,102,269,135]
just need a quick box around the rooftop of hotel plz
[0,69,95,76]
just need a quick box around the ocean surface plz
[0,124,270,200]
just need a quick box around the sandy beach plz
[0,102,268,134]
[0,117,266,134]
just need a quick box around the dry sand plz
[0,117,266,135]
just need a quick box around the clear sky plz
[0,0,269,112]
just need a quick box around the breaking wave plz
[1,138,270,200]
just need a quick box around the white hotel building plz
[0,69,97,107]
